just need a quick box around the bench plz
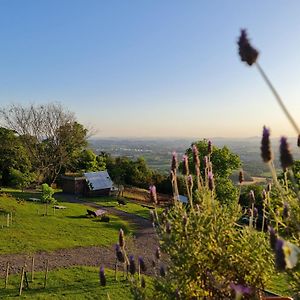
[87,209,107,217]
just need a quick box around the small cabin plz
[61,171,113,196]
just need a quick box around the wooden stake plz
[4,262,9,288]
[6,214,9,227]
[19,267,25,296]
[114,261,118,281]
[31,257,35,282]
[44,259,49,288]
[10,212,12,225]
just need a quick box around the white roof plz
[84,171,113,191]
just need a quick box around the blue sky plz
[0,1,300,138]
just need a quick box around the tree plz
[0,127,32,186]
[9,169,35,191]
[0,103,88,183]
[75,149,106,172]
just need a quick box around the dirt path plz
[0,195,160,277]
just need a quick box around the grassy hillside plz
[0,194,131,254]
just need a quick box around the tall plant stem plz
[255,62,300,135]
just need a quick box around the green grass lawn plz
[78,196,161,220]
[0,266,144,299]
[0,194,131,254]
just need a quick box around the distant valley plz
[89,137,300,177]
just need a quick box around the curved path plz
[0,195,160,277]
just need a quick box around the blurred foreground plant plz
[238,29,300,298]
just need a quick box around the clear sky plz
[0,1,300,138]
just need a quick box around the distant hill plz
[89,137,300,177]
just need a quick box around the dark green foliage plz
[0,127,33,187]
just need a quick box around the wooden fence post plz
[19,267,25,296]
[4,262,9,288]
[31,257,35,282]
[44,259,49,288]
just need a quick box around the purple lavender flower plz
[230,282,252,297]
[253,207,258,218]
[208,171,214,191]
[129,255,136,275]
[280,137,294,171]
[99,266,106,286]
[119,228,125,248]
[298,134,300,147]
[182,155,189,175]
[261,126,273,163]
[207,140,212,155]
[239,170,244,184]
[269,226,277,250]
[192,144,200,167]
[171,151,178,172]
[237,29,259,66]
[249,190,255,204]
[159,265,166,277]
[203,156,208,169]
[115,244,125,263]
[149,185,158,204]
[187,175,193,187]
[138,256,147,272]
[275,238,286,271]
[283,202,290,219]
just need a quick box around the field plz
[0,193,131,254]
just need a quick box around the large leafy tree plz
[0,103,88,183]
[0,127,32,186]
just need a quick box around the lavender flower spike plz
[192,144,200,167]
[269,226,277,250]
[99,266,106,286]
[149,185,158,204]
[208,171,214,191]
[207,140,212,155]
[230,282,251,298]
[238,170,244,184]
[119,228,125,248]
[138,256,147,272]
[171,151,178,172]
[115,244,125,263]
[275,239,286,271]
[237,29,259,66]
[129,255,136,275]
[261,126,273,163]
[182,155,189,175]
[280,137,294,171]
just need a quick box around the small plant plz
[41,183,56,215]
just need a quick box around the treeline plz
[0,103,172,193]
[0,103,245,200]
